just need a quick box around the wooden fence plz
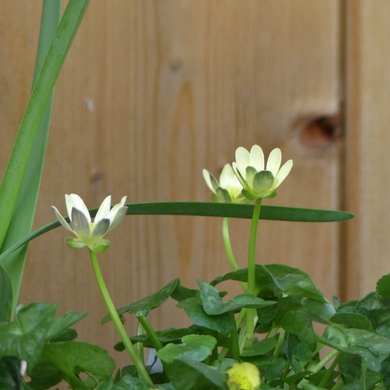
[1,0,388,366]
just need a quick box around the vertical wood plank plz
[345,1,390,298]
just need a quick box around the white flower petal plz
[65,194,75,220]
[106,197,127,221]
[249,145,264,171]
[93,219,110,239]
[232,163,247,188]
[202,169,214,192]
[108,206,128,232]
[266,148,282,176]
[94,195,112,224]
[71,208,91,241]
[274,159,293,188]
[234,147,250,178]
[219,164,239,188]
[202,169,219,193]
[51,206,73,233]
[119,195,127,207]
[107,196,128,231]
[67,194,91,223]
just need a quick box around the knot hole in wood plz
[298,111,344,149]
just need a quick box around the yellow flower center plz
[228,373,253,390]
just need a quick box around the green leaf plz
[302,299,335,324]
[157,334,217,364]
[265,264,327,302]
[46,310,87,340]
[248,355,286,382]
[0,2,61,323]
[170,283,198,302]
[123,202,354,222]
[168,357,226,390]
[0,203,354,268]
[355,292,390,329]
[339,354,383,389]
[212,264,326,303]
[0,302,58,369]
[29,359,63,390]
[0,0,91,319]
[320,325,390,372]
[97,375,161,389]
[177,297,233,332]
[41,341,115,389]
[102,279,179,324]
[300,383,328,390]
[376,274,390,298]
[129,326,204,348]
[241,337,278,356]
[274,297,317,348]
[115,325,227,351]
[330,311,374,332]
[198,280,275,315]
[0,264,12,322]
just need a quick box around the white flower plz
[202,164,248,203]
[226,362,261,390]
[232,145,293,200]
[51,194,128,252]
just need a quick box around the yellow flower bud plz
[226,362,261,390]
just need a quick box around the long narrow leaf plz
[0,263,12,322]
[0,202,353,264]
[122,202,354,222]
[0,0,90,317]
[0,0,90,250]
[0,0,61,319]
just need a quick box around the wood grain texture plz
[0,1,342,367]
[345,1,390,298]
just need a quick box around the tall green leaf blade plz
[0,263,12,322]
[0,0,90,317]
[0,0,90,248]
[0,1,61,315]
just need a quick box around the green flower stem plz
[223,217,247,291]
[89,250,152,385]
[330,379,344,390]
[136,312,163,351]
[136,322,145,363]
[311,349,339,374]
[273,328,285,357]
[245,198,262,347]
[297,349,340,388]
[318,351,343,387]
[266,325,279,339]
[218,309,246,360]
[229,311,240,361]
[222,217,239,271]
